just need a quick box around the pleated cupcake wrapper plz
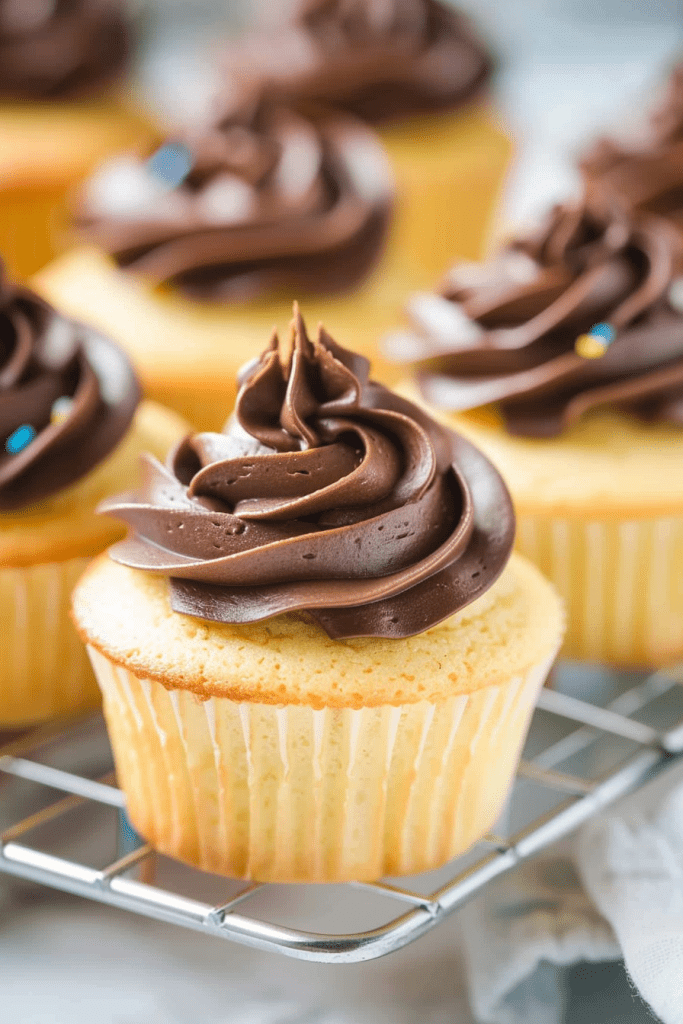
[0,557,99,726]
[516,513,683,667]
[88,646,555,882]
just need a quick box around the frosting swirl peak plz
[78,94,393,300]
[102,310,514,639]
[0,262,139,510]
[0,0,129,101]
[387,198,683,436]
[221,0,492,125]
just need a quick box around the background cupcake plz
[219,0,512,282]
[73,309,563,882]
[386,196,683,667]
[0,262,186,726]
[0,0,157,280]
[35,88,398,430]
[581,61,683,254]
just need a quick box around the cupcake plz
[386,197,683,667]
[0,0,156,280]
[0,262,187,727]
[219,0,512,281]
[72,308,563,882]
[34,90,398,430]
[581,62,683,251]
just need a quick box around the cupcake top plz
[386,198,683,437]
[0,261,139,510]
[0,0,130,101]
[581,62,683,234]
[100,308,514,639]
[220,0,492,125]
[77,92,394,300]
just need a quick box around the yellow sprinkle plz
[575,333,607,359]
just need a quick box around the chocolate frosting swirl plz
[221,0,492,125]
[0,0,129,101]
[0,262,139,511]
[387,198,683,437]
[582,63,683,238]
[77,93,393,300]
[101,310,514,639]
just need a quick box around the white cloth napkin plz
[461,766,683,1024]
[580,783,683,1023]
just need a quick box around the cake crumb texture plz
[73,552,564,708]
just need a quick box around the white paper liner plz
[516,514,683,666]
[0,557,96,726]
[89,646,555,882]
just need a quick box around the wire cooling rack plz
[1,663,683,964]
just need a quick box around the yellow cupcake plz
[0,1,157,280]
[379,104,513,282]
[434,407,683,669]
[72,311,562,881]
[390,198,683,668]
[34,96,413,431]
[76,552,561,882]
[0,100,156,281]
[0,273,188,727]
[220,0,513,280]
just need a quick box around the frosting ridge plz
[387,198,683,436]
[78,93,393,300]
[221,0,492,125]
[0,262,139,510]
[0,0,129,101]
[101,309,514,639]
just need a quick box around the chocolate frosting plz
[221,0,492,125]
[0,0,129,101]
[77,93,393,300]
[0,262,139,511]
[101,310,514,639]
[387,199,683,437]
[582,63,683,237]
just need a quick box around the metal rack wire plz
[1,664,683,964]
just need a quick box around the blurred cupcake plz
[72,309,563,882]
[0,262,187,726]
[0,0,157,280]
[386,196,683,667]
[220,0,512,281]
[582,62,683,254]
[35,90,398,429]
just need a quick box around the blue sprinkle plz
[146,141,194,189]
[588,322,615,343]
[5,424,36,454]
